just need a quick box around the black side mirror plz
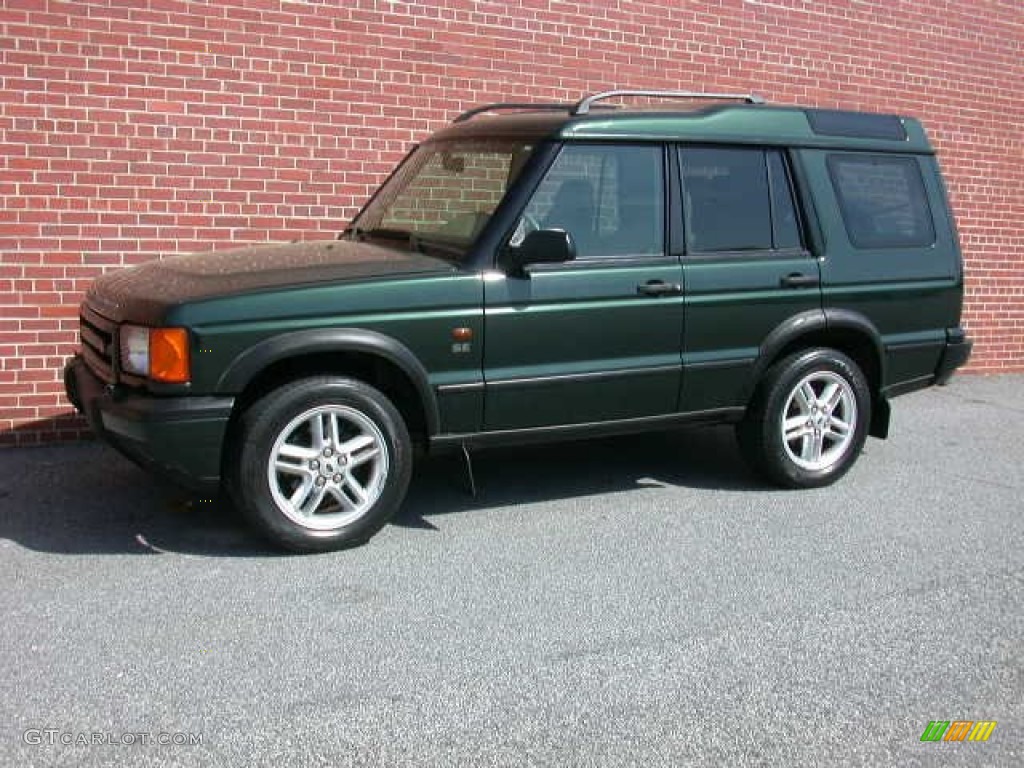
[504,229,576,277]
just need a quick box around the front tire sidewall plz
[233,378,412,552]
[756,349,870,488]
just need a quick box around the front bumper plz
[64,356,233,491]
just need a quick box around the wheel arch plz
[218,329,440,448]
[746,309,890,437]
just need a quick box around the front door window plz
[515,144,664,258]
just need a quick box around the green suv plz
[64,90,973,551]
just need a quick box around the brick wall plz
[1,0,1021,444]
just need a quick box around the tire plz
[229,376,412,552]
[737,348,871,488]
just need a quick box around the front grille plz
[80,304,117,383]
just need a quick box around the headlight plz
[118,325,191,383]
[119,325,150,376]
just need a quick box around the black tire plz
[737,348,871,488]
[228,377,412,552]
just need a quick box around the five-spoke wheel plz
[268,405,389,531]
[738,348,870,488]
[230,377,412,552]
[779,370,857,472]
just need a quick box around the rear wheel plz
[738,348,870,488]
[229,377,412,552]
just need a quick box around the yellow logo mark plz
[968,721,997,742]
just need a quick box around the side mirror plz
[504,229,576,276]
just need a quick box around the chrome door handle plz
[637,280,683,296]
[780,273,819,288]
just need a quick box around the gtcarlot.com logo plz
[24,729,202,747]
[920,720,997,742]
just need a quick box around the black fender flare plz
[216,328,440,435]
[744,308,887,401]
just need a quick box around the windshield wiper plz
[411,234,464,257]
[351,227,465,260]
[361,228,428,254]
[360,227,416,245]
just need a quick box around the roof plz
[427,103,933,154]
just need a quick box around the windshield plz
[349,139,536,261]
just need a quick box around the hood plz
[84,239,454,323]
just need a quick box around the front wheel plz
[229,377,412,552]
[737,348,871,488]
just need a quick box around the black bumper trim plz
[934,327,973,385]
[64,356,233,491]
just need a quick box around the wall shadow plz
[0,425,762,557]
[0,411,90,447]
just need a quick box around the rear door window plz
[679,147,803,253]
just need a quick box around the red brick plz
[1,0,1021,442]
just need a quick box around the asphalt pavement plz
[1,374,1021,767]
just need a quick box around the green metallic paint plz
[680,253,823,412]
[166,272,486,433]
[482,257,684,429]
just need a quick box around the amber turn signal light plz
[149,327,190,383]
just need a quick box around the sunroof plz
[806,109,907,140]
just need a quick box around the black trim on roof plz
[805,109,907,141]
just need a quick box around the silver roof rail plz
[572,90,765,115]
[453,101,621,123]
[453,90,765,123]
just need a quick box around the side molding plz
[216,328,440,434]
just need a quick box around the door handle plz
[780,273,820,288]
[637,280,683,297]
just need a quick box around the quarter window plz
[827,155,935,248]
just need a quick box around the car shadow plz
[395,426,761,529]
[0,425,761,557]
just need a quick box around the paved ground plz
[1,374,1021,767]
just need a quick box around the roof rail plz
[452,90,764,123]
[572,90,765,115]
[453,102,576,123]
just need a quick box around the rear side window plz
[827,155,935,248]
[680,147,803,253]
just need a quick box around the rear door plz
[676,146,822,413]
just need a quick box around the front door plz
[482,143,684,431]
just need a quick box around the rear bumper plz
[934,327,973,385]
[64,356,233,491]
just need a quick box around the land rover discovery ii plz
[64,90,973,551]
